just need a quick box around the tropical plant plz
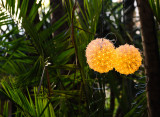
[0,0,104,116]
[0,0,148,116]
[0,78,56,117]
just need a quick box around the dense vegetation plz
[0,0,160,116]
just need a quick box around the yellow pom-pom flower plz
[114,44,142,75]
[86,38,116,73]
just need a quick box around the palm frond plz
[0,79,56,117]
[149,0,160,23]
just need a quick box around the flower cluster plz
[86,38,115,73]
[86,38,142,75]
[114,44,142,75]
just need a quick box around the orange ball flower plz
[114,44,142,75]
[86,38,115,73]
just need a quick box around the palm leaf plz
[149,0,160,23]
[0,79,56,117]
